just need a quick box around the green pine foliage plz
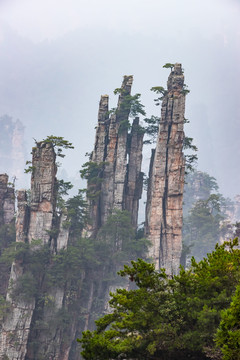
[79,239,240,360]
[41,135,74,158]
[215,283,240,360]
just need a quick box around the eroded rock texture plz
[0,174,15,226]
[0,174,15,299]
[88,76,144,234]
[28,142,57,244]
[0,142,60,360]
[145,63,186,275]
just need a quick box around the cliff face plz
[88,76,144,234]
[28,142,57,244]
[0,174,15,227]
[145,63,186,275]
[124,118,144,227]
[0,142,60,360]
[0,69,188,359]
[0,174,15,297]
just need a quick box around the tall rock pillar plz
[0,174,15,226]
[124,117,144,227]
[100,75,133,225]
[28,142,57,243]
[87,76,144,234]
[0,142,57,360]
[145,63,186,275]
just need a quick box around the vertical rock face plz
[124,117,144,227]
[15,190,29,243]
[88,76,144,233]
[0,174,15,305]
[145,63,186,275]
[89,95,109,232]
[28,142,57,244]
[99,76,133,226]
[0,142,58,360]
[0,174,15,226]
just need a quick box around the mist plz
[0,0,239,197]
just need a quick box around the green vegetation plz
[55,178,73,211]
[142,115,160,145]
[118,92,146,133]
[143,68,197,173]
[215,283,240,359]
[24,161,36,174]
[80,161,106,200]
[0,222,16,254]
[182,84,190,95]
[182,171,232,262]
[150,86,167,106]
[0,205,148,334]
[25,136,74,173]
[79,239,240,360]
[1,73,239,360]
[64,190,88,234]
[0,295,11,320]
[96,210,149,276]
[163,62,174,71]
[183,136,198,173]
[109,87,146,134]
[183,171,220,215]
[113,88,146,119]
[183,194,224,262]
[40,135,74,158]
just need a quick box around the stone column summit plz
[145,63,186,275]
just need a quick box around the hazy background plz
[0,0,239,198]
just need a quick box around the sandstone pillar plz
[87,76,143,234]
[145,63,186,275]
[0,174,15,226]
[0,142,57,360]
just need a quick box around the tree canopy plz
[79,239,240,360]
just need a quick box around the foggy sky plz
[0,0,239,198]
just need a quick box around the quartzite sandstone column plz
[100,75,133,226]
[125,117,144,228]
[0,142,57,360]
[28,142,57,243]
[0,174,15,226]
[87,76,144,234]
[145,63,186,275]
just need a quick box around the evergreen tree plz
[79,239,240,360]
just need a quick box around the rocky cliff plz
[145,63,186,275]
[0,174,15,297]
[0,68,188,359]
[0,174,15,227]
[87,76,144,234]
[0,142,61,360]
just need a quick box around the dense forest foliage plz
[79,239,240,360]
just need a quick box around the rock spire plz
[87,75,144,234]
[0,142,59,360]
[145,63,186,275]
[0,174,15,226]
